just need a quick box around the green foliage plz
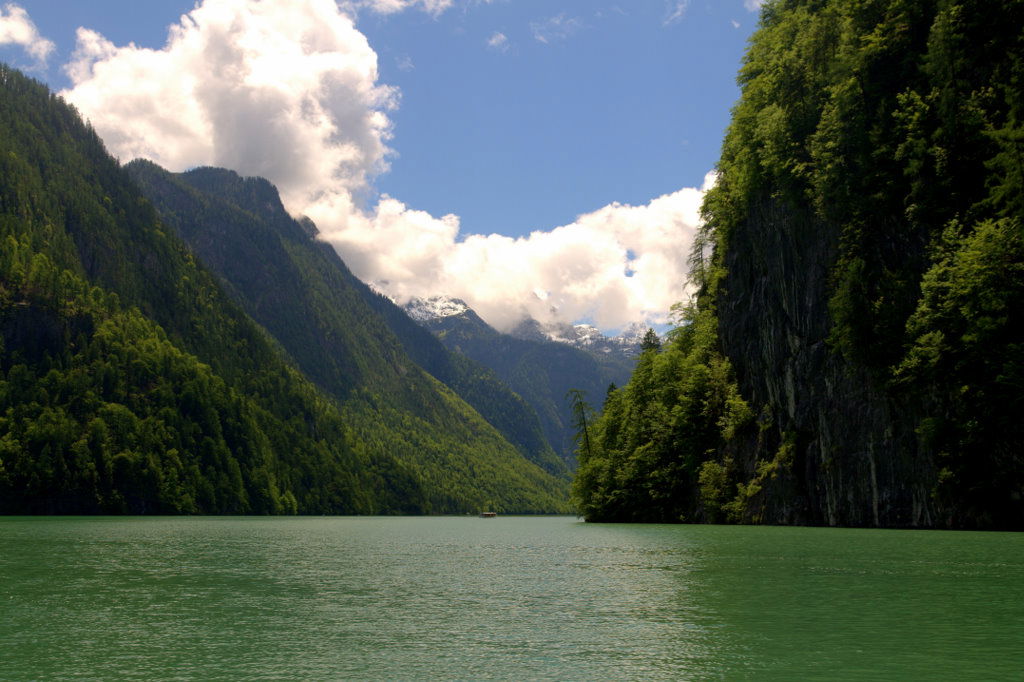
[640,328,662,352]
[711,0,1024,527]
[0,65,568,515]
[417,309,635,467]
[897,218,1024,524]
[125,161,569,511]
[703,0,1024,528]
[575,0,1024,527]
[565,389,594,462]
[723,432,797,524]
[0,243,382,513]
[697,459,729,523]
[571,303,752,522]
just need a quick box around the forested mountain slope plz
[0,65,568,514]
[574,0,1023,529]
[355,288,568,477]
[127,162,567,480]
[407,300,635,467]
[0,65,417,513]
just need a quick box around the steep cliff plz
[710,0,1024,529]
[573,0,1024,528]
[718,198,935,527]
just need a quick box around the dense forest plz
[127,162,569,483]
[0,64,569,515]
[573,0,1023,529]
[5,0,1020,525]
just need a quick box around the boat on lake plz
[480,511,497,518]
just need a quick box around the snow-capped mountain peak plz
[615,322,649,346]
[404,294,657,359]
[571,324,604,346]
[510,318,655,357]
[403,295,470,322]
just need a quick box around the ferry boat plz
[480,511,497,518]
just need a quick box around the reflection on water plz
[1,517,1022,680]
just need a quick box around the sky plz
[1,0,762,333]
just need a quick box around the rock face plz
[718,198,936,527]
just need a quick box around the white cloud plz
[744,0,764,11]
[316,174,715,331]
[63,0,396,212]
[486,31,508,52]
[0,3,55,67]
[731,19,741,29]
[63,0,708,333]
[346,0,454,16]
[530,14,583,44]
[664,1,689,26]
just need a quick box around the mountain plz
[404,296,646,371]
[125,160,570,502]
[403,296,636,465]
[354,288,567,477]
[508,317,648,386]
[405,297,648,361]
[572,0,1024,529]
[0,65,568,514]
[509,318,648,359]
[0,65,415,514]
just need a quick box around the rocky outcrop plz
[718,197,936,527]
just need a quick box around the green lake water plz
[1,516,1022,680]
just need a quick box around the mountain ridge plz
[402,295,637,465]
[405,294,651,358]
[127,160,571,499]
[0,65,569,514]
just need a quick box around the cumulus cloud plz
[486,31,509,52]
[0,3,55,67]
[316,174,714,331]
[63,0,709,333]
[530,14,583,44]
[63,0,395,212]
[744,0,764,11]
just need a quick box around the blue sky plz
[358,1,757,235]
[2,1,762,332]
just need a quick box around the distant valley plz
[403,296,639,465]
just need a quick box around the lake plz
[1,516,1022,680]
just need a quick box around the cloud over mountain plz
[63,0,394,213]
[317,177,711,331]
[59,0,708,333]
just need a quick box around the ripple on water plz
[1,517,1022,680]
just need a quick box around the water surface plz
[2,516,1021,680]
